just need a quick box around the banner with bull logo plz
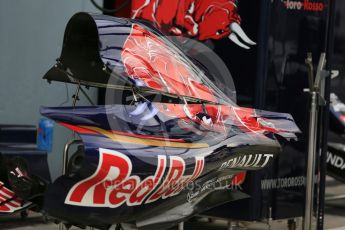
[131,0,256,49]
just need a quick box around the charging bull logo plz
[132,0,256,49]
[65,148,204,207]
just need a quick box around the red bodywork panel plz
[122,23,217,103]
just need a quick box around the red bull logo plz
[65,148,205,207]
[131,0,256,49]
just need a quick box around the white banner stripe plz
[1,187,15,196]
[0,190,12,199]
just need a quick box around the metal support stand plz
[304,91,318,230]
[268,207,272,230]
[62,139,82,175]
[317,1,336,229]
[227,220,233,230]
[288,219,297,230]
[58,224,65,230]
[303,53,329,230]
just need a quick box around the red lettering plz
[65,148,205,208]
[146,156,185,203]
[162,157,186,198]
[304,0,325,11]
[109,177,138,207]
[128,156,166,205]
[168,157,204,196]
[66,148,131,206]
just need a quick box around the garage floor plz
[1,177,345,230]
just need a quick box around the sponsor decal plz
[327,151,345,170]
[282,0,326,12]
[261,176,306,190]
[187,174,236,203]
[219,153,274,171]
[65,148,204,208]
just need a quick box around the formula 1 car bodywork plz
[0,13,300,230]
